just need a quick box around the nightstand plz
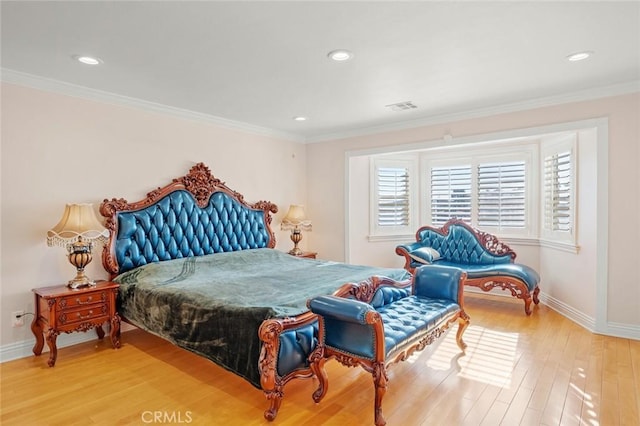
[292,251,317,259]
[31,280,121,367]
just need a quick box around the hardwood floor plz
[1,294,638,425]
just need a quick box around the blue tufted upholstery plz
[307,265,469,426]
[277,322,318,377]
[364,284,411,309]
[416,224,513,265]
[396,219,541,315]
[115,190,271,273]
[377,296,459,357]
[436,261,540,291]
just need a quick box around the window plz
[543,152,572,231]
[541,134,576,244]
[361,128,584,250]
[370,158,417,236]
[430,165,472,225]
[424,147,534,237]
[477,161,526,229]
[378,166,410,227]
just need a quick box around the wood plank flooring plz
[1,294,638,425]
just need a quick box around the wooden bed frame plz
[99,163,322,420]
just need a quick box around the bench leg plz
[309,345,328,403]
[456,312,470,351]
[521,286,541,315]
[372,362,388,426]
[533,286,540,305]
[524,295,533,316]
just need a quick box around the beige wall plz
[1,83,638,353]
[306,93,640,332]
[0,83,308,348]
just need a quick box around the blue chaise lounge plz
[395,218,540,315]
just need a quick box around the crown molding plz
[306,80,640,143]
[0,68,305,143]
[3,68,637,145]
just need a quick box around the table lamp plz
[281,204,312,256]
[47,203,109,289]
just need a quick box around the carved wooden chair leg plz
[372,362,388,426]
[524,295,533,316]
[309,345,328,403]
[263,387,284,421]
[456,313,470,352]
[533,286,541,305]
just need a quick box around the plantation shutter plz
[430,166,472,225]
[544,151,572,232]
[477,161,526,228]
[377,166,410,227]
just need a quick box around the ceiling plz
[2,1,639,142]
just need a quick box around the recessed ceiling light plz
[293,116,307,121]
[566,51,593,62]
[73,55,103,65]
[327,49,353,62]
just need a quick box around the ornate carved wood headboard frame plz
[100,163,278,279]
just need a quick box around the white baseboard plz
[603,321,640,340]
[539,292,597,331]
[0,332,96,363]
[536,292,640,340]
[0,323,136,363]
[466,287,640,341]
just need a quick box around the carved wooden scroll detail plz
[333,276,412,304]
[176,163,224,207]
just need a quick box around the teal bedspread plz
[114,248,409,387]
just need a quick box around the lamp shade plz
[281,204,312,231]
[47,203,109,247]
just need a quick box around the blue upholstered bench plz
[395,218,540,315]
[307,266,469,426]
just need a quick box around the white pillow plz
[408,247,441,264]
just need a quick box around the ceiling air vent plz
[385,101,418,112]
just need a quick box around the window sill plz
[367,234,414,243]
[366,234,580,254]
[539,239,581,254]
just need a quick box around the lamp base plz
[67,237,96,289]
[67,272,96,290]
[288,229,303,256]
[288,247,304,256]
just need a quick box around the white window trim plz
[369,156,418,239]
[540,132,578,247]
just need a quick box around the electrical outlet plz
[12,311,25,327]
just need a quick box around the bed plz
[99,162,410,420]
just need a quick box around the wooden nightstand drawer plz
[58,304,108,326]
[58,291,108,310]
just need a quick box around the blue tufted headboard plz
[100,163,278,277]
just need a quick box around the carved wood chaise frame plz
[397,219,541,315]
